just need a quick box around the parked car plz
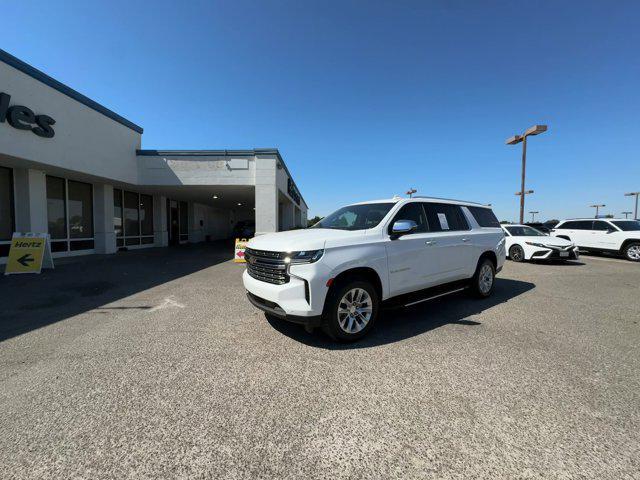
[551,219,640,262]
[502,224,578,262]
[524,221,558,234]
[242,197,506,342]
[232,220,255,239]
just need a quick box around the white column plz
[254,157,278,235]
[94,184,116,254]
[13,168,47,233]
[154,195,168,247]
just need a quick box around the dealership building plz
[0,49,308,261]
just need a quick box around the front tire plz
[509,245,525,262]
[623,242,640,262]
[322,280,379,342]
[471,258,496,298]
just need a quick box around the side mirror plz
[607,228,616,234]
[391,220,417,239]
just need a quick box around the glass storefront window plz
[179,201,188,241]
[114,188,123,237]
[115,190,154,248]
[68,181,93,238]
[0,167,14,241]
[140,194,153,236]
[124,191,140,237]
[46,176,67,239]
[46,176,94,252]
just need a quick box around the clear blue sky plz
[4,1,639,220]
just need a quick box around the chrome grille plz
[245,248,289,285]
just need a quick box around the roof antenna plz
[406,188,417,198]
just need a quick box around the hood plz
[247,228,366,252]
[519,236,572,247]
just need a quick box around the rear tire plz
[470,258,495,298]
[322,279,379,342]
[623,242,640,262]
[509,245,525,262]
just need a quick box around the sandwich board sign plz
[234,238,249,263]
[4,233,54,275]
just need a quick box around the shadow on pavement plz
[0,241,232,343]
[529,259,585,266]
[266,278,535,349]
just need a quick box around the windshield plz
[505,226,547,237]
[612,220,640,231]
[312,203,395,231]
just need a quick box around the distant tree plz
[500,220,512,224]
[307,216,323,227]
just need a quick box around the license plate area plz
[559,251,569,257]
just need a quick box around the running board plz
[382,280,470,310]
[403,287,467,307]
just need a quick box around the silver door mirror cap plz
[392,220,418,235]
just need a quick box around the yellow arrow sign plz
[4,233,54,275]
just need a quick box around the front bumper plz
[530,246,580,260]
[242,262,330,318]
[246,291,323,327]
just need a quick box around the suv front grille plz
[245,248,289,285]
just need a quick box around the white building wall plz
[0,62,141,184]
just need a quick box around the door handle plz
[425,240,437,246]
[462,238,470,242]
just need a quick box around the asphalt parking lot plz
[1,245,638,479]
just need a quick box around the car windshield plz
[611,220,640,231]
[505,226,547,237]
[311,203,395,231]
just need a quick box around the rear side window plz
[468,206,500,228]
[424,203,469,232]
[592,221,611,231]
[388,202,428,234]
[560,220,593,230]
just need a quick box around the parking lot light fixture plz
[406,188,417,198]
[590,204,606,218]
[624,192,640,219]
[529,211,539,222]
[505,125,548,223]
[622,211,633,219]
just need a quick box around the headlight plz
[284,249,324,264]
[525,242,548,248]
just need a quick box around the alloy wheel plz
[479,264,494,294]
[337,288,373,334]
[627,244,640,261]
[510,246,524,262]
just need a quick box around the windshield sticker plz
[438,213,449,230]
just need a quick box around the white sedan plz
[502,225,579,262]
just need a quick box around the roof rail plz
[411,196,490,207]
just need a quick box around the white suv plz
[551,219,640,262]
[243,197,506,342]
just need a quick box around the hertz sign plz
[287,178,300,205]
[0,92,56,138]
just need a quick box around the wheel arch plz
[478,250,497,269]
[620,238,640,252]
[329,267,384,301]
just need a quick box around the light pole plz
[506,125,548,224]
[515,189,534,222]
[624,192,639,220]
[529,211,539,222]
[590,204,605,218]
[622,211,633,219]
[406,188,417,198]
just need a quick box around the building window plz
[0,167,15,257]
[114,189,154,248]
[179,201,188,242]
[46,176,94,253]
